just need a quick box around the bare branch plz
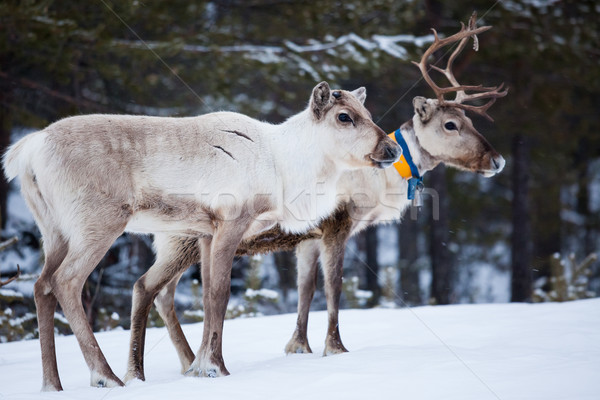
[0,236,18,252]
[1,237,21,287]
[1,264,21,287]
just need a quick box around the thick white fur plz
[4,90,390,240]
[2,82,400,390]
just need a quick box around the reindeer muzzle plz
[370,139,402,169]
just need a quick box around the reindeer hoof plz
[123,370,144,384]
[323,344,349,356]
[204,368,218,378]
[184,367,201,377]
[91,377,123,388]
[284,339,312,355]
[91,371,124,388]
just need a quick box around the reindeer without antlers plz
[125,12,508,381]
[2,81,400,391]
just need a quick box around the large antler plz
[413,12,508,121]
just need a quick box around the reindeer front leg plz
[187,219,251,377]
[285,240,320,354]
[125,235,199,383]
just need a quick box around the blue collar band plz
[392,128,423,200]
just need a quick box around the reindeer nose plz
[385,142,402,162]
[492,155,506,172]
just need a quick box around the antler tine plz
[450,84,509,121]
[432,34,471,102]
[413,12,508,120]
[451,98,498,122]
[412,11,491,104]
[430,12,483,103]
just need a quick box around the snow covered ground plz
[1,299,599,400]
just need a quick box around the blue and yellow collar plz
[388,128,423,200]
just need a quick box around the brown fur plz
[236,226,321,256]
[128,236,200,381]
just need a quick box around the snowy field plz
[1,299,599,400]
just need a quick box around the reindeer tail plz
[3,131,45,182]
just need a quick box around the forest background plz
[1,0,598,339]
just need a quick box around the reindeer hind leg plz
[125,235,198,382]
[320,237,349,356]
[154,270,196,374]
[34,231,68,391]
[20,168,68,391]
[51,227,126,388]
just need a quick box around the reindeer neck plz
[265,110,341,232]
[269,110,339,183]
[384,118,439,201]
[397,117,438,176]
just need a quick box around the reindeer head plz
[411,12,507,177]
[412,97,505,177]
[309,81,401,169]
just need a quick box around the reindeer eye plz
[444,121,457,131]
[338,113,353,124]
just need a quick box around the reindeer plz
[2,82,400,391]
[125,12,508,380]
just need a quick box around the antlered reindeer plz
[124,12,507,379]
[2,82,400,391]
[287,15,507,354]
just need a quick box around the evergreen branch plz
[112,32,435,60]
[0,71,112,113]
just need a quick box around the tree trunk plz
[429,166,453,304]
[575,139,594,256]
[511,134,533,302]
[398,218,421,305]
[364,225,380,306]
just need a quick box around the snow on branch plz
[113,32,435,63]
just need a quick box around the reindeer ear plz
[413,96,434,123]
[350,87,367,104]
[311,81,332,120]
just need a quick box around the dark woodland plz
[1,0,598,339]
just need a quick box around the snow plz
[1,299,599,399]
[245,288,279,300]
[114,32,436,63]
[0,288,23,300]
